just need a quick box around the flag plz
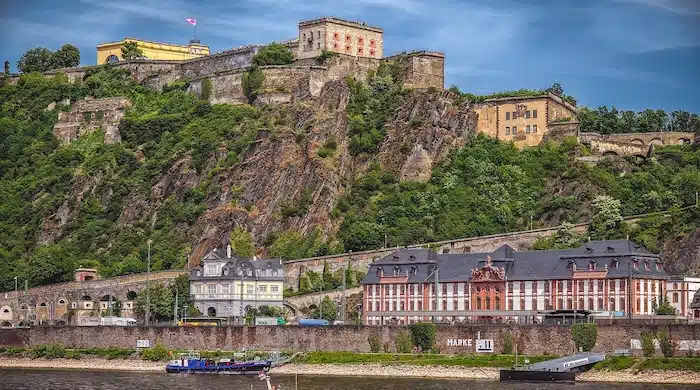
[186,17,196,26]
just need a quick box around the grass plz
[294,351,553,367]
[593,356,637,371]
[637,357,700,373]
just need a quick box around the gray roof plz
[191,248,283,281]
[361,240,668,284]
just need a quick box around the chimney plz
[227,244,231,258]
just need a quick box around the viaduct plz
[580,131,696,158]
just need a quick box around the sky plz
[1,0,699,112]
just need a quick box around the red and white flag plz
[185,17,196,26]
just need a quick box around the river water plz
[0,369,696,390]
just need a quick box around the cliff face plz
[662,229,700,276]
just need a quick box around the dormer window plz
[644,260,650,271]
[223,268,229,276]
[567,260,575,270]
[272,269,278,277]
[237,268,243,276]
[633,260,639,270]
[585,247,593,253]
[410,266,417,275]
[376,267,383,277]
[247,269,252,276]
[589,260,596,271]
[195,270,201,277]
[606,246,615,252]
[611,259,619,269]
[393,266,400,276]
[655,261,662,271]
[409,255,416,261]
[205,264,218,276]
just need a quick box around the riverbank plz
[2,357,700,384]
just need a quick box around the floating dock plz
[500,352,605,382]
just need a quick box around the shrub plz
[140,344,169,361]
[242,67,264,104]
[31,344,66,359]
[315,50,338,65]
[571,323,597,352]
[657,330,674,357]
[395,330,413,353]
[383,342,391,353]
[409,323,437,352]
[316,147,332,158]
[201,78,213,100]
[640,331,656,357]
[368,333,382,353]
[66,350,82,360]
[502,331,514,355]
[4,347,25,357]
[251,43,294,66]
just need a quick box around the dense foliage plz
[408,322,437,353]
[17,44,80,73]
[251,43,294,67]
[579,106,700,134]
[571,323,598,352]
[448,82,577,106]
[121,42,144,60]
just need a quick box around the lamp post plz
[146,239,152,326]
[14,276,18,292]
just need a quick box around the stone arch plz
[603,151,619,157]
[106,54,119,64]
[1,321,11,328]
[630,138,644,145]
[649,138,663,145]
[80,295,92,301]
[126,291,138,300]
[207,307,217,317]
[283,301,299,316]
[19,303,28,310]
[0,305,12,320]
[678,138,691,145]
[37,302,48,308]
[56,298,68,306]
[17,321,30,328]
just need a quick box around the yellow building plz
[297,17,383,60]
[475,92,578,148]
[96,38,210,64]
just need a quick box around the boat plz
[165,352,274,375]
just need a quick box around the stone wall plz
[2,324,698,356]
[543,121,580,141]
[386,51,445,90]
[53,97,131,144]
[181,46,261,79]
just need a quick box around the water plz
[0,369,695,390]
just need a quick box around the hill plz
[1,66,699,290]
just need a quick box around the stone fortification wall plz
[53,97,131,144]
[2,324,698,356]
[543,121,580,141]
[180,45,261,79]
[385,51,445,90]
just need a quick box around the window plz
[636,280,641,291]
[673,282,678,290]
[589,298,594,310]
[557,298,563,310]
[486,297,491,310]
[222,284,229,294]
[464,299,469,310]
[376,267,382,277]
[651,282,656,293]
[526,125,531,133]
[644,300,648,313]
[508,282,513,293]
[506,127,510,135]
[611,259,619,269]
[544,281,550,293]
[589,279,594,291]
[391,301,395,311]
[636,298,641,312]
[525,110,531,119]
[620,279,626,291]
[567,280,572,291]
[495,297,501,310]
[258,285,268,294]
[208,285,216,295]
[317,30,320,38]
[476,298,482,310]
[417,300,423,310]
[598,298,604,310]
[532,281,538,291]
[410,300,415,311]
[345,34,351,42]
[589,260,597,270]
[520,281,525,292]
[401,285,406,295]
[345,45,351,52]
[442,284,448,295]
[453,299,458,310]
[558,281,563,293]
[272,269,278,277]
[370,39,376,47]
[247,285,254,294]
[532,125,537,133]
[205,264,218,276]
[197,285,203,294]
[333,32,339,40]
[508,299,514,310]
[520,298,525,310]
[393,266,400,276]
[598,280,604,291]
[673,292,679,303]
[633,260,639,270]
[578,298,584,310]
[532,110,538,118]
[370,49,375,56]
[401,301,405,311]
[358,37,364,45]
[333,42,339,50]
[418,284,423,294]
[579,281,584,292]
[512,111,517,119]
[544,298,550,310]
[567,298,572,310]
[393,284,397,294]
[357,47,363,55]
[609,297,615,311]
[506,112,511,120]
[271,285,279,293]
[317,42,320,49]
[375,285,380,295]
[644,261,650,271]
[512,126,517,134]
[532,299,538,310]
[620,297,626,312]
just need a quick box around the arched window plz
[588,298,594,310]
[476,298,482,310]
[246,269,252,276]
[609,297,616,311]
[106,54,119,63]
[598,297,604,310]
[485,297,491,310]
[557,298,563,310]
[567,298,572,310]
[495,296,500,310]
[393,266,400,276]
[376,267,383,277]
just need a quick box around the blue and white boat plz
[165,352,273,375]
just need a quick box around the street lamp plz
[146,239,152,326]
[14,276,18,292]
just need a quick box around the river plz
[1,369,697,390]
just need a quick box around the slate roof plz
[361,240,668,284]
[191,248,283,281]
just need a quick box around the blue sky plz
[1,0,699,111]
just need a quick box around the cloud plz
[617,0,700,16]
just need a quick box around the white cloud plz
[616,0,700,16]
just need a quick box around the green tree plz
[242,67,264,104]
[230,227,255,257]
[408,322,437,352]
[653,295,677,315]
[640,331,656,357]
[342,221,384,252]
[17,47,53,72]
[311,296,338,322]
[135,283,173,323]
[251,43,294,66]
[657,330,674,357]
[571,323,598,352]
[51,44,80,68]
[26,245,77,286]
[590,195,624,240]
[121,41,144,60]
[546,82,564,96]
[395,330,413,353]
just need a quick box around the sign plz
[679,340,700,351]
[563,358,589,368]
[630,339,659,350]
[446,339,472,347]
[476,339,494,353]
[136,340,150,349]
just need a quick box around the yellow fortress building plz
[96,38,210,64]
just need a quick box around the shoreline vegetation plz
[1,348,700,384]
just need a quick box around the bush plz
[140,344,169,361]
[4,347,25,357]
[657,330,674,357]
[641,331,656,357]
[368,333,382,353]
[408,323,437,352]
[395,331,413,353]
[383,342,391,353]
[31,344,66,359]
[242,67,264,104]
[502,332,514,355]
[571,323,597,352]
[251,43,294,66]
[200,78,212,100]
[66,350,82,360]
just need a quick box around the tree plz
[230,227,255,257]
[26,245,77,286]
[17,47,53,73]
[590,195,624,240]
[546,82,564,96]
[571,323,597,352]
[51,44,80,68]
[251,43,294,66]
[342,221,384,252]
[311,296,338,321]
[653,295,677,315]
[135,283,173,322]
[408,323,437,352]
[242,67,264,104]
[121,41,144,60]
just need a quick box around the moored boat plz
[165,352,272,375]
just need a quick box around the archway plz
[207,307,217,317]
[0,306,12,320]
[630,139,644,145]
[80,295,92,301]
[1,321,11,328]
[603,151,619,157]
[126,291,137,301]
[106,54,119,64]
[56,298,67,306]
[678,138,691,145]
[649,138,663,146]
